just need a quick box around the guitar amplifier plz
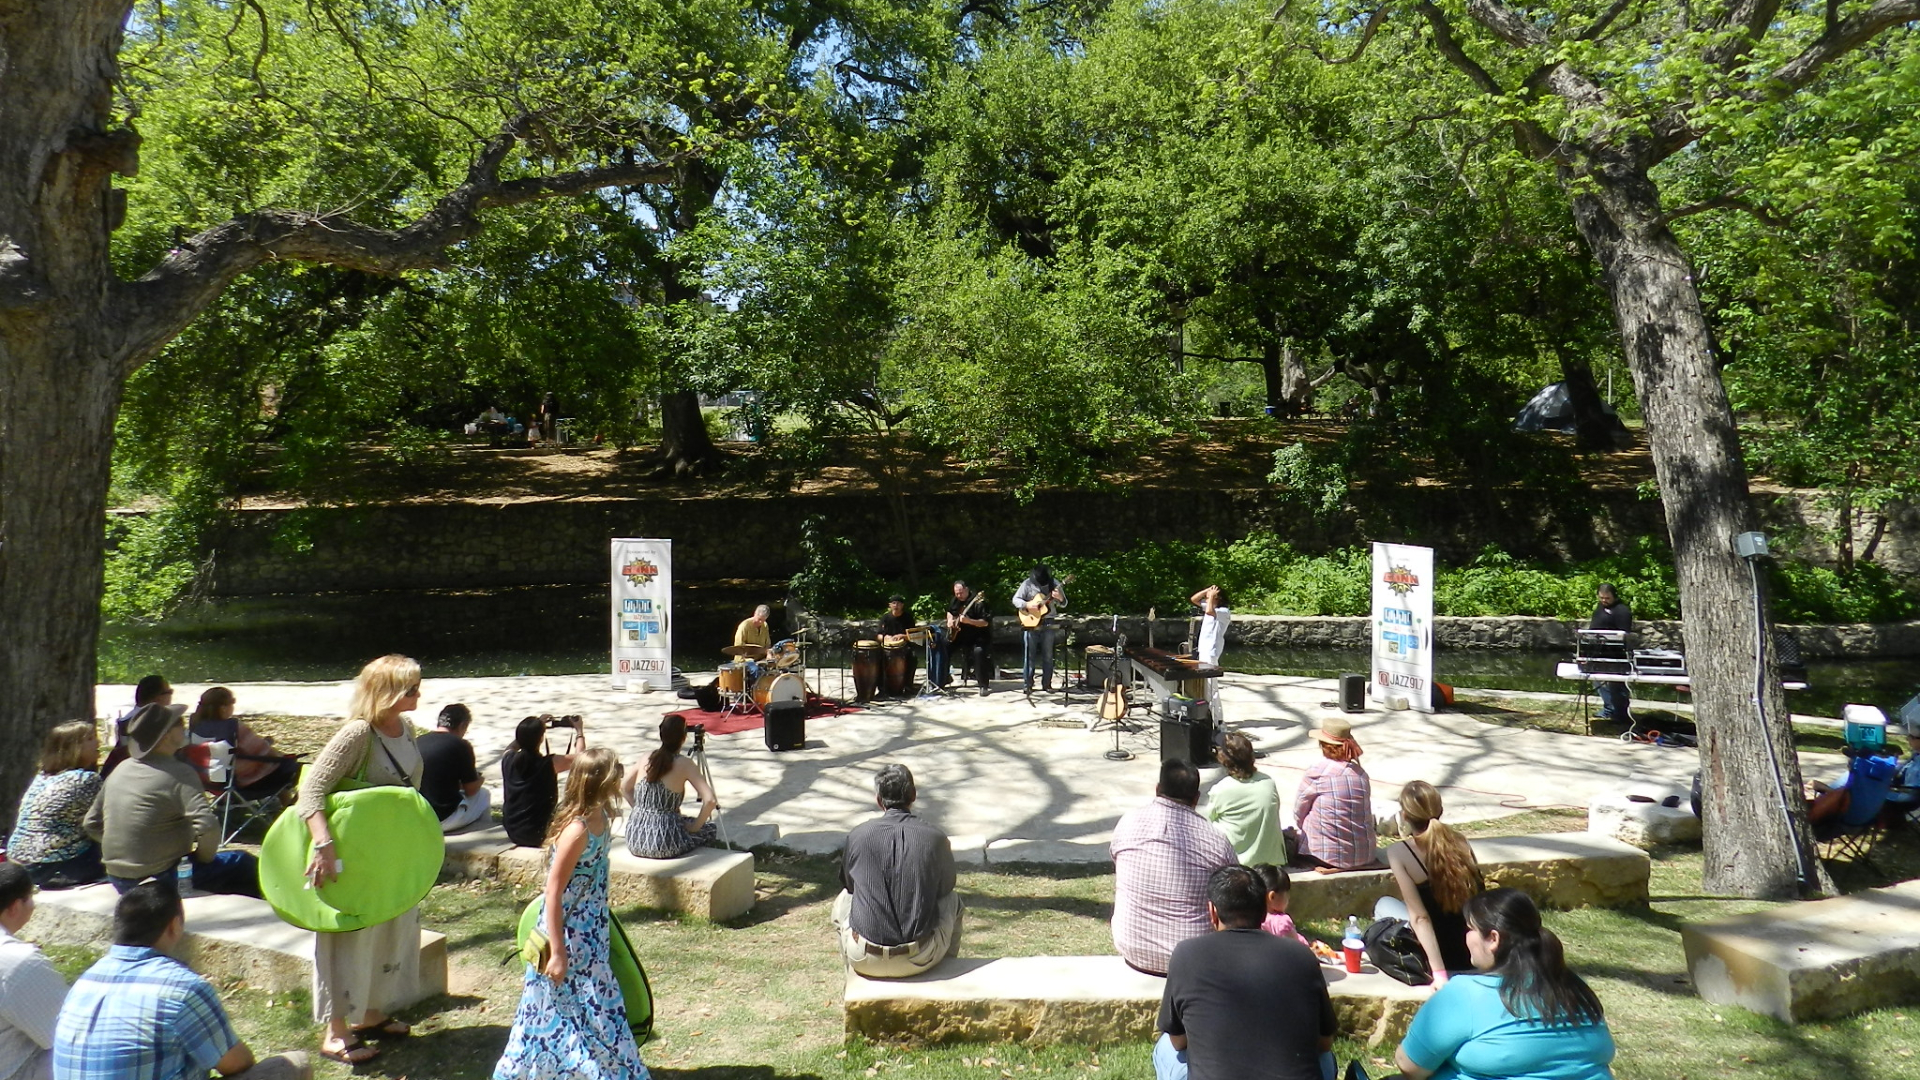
[1160,715,1214,766]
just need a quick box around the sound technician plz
[1589,584,1633,724]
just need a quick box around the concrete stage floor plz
[98,670,1834,865]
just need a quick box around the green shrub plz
[1769,560,1919,624]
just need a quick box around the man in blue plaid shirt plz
[52,883,308,1080]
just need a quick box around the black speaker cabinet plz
[1340,673,1367,713]
[1160,716,1213,766]
[1086,651,1120,691]
[763,700,806,751]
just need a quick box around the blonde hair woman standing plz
[1376,781,1483,987]
[297,654,431,1066]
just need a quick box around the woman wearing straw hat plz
[1291,716,1382,873]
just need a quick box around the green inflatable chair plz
[515,897,655,1041]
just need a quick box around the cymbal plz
[723,644,768,659]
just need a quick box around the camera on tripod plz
[688,722,707,752]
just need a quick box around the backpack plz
[1362,917,1432,986]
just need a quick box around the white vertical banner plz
[1370,542,1435,712]
[611,538,672,690]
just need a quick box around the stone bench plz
[844,956,1428,1047]
[1285,833,1650,923]
[443,822,754,921]
[25,883,447,1004]
[1682,879,1920,1022]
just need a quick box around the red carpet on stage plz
[663,696,860,736]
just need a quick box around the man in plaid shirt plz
[1111,759,1238,975]
[53,883,308,1080]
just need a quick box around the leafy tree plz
[1282,0,1920,897]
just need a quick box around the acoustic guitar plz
[1017,573,1074,630]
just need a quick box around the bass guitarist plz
[1012,564,1068,694]
[942,581,992,695]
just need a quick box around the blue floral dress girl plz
[494,819,648,1080]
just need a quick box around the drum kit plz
[717,634,812,713]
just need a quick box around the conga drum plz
[851,640,882,703]
[883,641,911,698]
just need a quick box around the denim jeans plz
[1596,680,1632,721]
[111,850,261,898]
[1153,1033,1334,1080]
[1022,627,1059,689]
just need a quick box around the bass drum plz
[851,640,882,703]
[752,671,807,708]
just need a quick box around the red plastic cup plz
[1343,944,1363,974]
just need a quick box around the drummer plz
[878,595,918,697]
[734,604,773,679]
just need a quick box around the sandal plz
[318,1038,378,1066]
[351,1018,411,1039]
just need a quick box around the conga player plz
[878,596,919,697]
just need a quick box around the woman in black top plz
[1375,781,1483,985]
[500,715,586,847]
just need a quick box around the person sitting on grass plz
[53,882,311,1080]
[83,702,261,898]
[1,862,68,1080]
[7,720,106,889]
[418,704,492,834]
[1395,889,1615,1080]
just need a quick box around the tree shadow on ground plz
[358,1018,509,1080]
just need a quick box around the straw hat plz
[124,702,188,760]
[1310,715,1355,745]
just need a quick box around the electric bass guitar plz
[1017,573,1074,630]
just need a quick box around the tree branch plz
[1770,0,1920,91]
[1651,189,1784,229]
[1462,0,1550,47]
[1414,1,1508,95]
[112,126,687,371]
[834,61,918,91]
[1702,0,1784,68]
[1575,0,1637,40]
[1302,6,1390,64]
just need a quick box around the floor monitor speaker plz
[1340,673,1367,713]
[763,701,806,752]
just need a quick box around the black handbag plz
[1362,916,1433,986]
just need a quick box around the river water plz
[99,585,1917,717]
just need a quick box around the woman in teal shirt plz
[1396,889,1614,1080]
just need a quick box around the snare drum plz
[717,662,748,695]
[768,638,803,670]
[851,640,882,703]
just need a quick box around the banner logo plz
[1381,565,1419,595]
[621,559,659,587]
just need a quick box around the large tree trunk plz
[1554,352,1621,451]
[656,389,718,475]
[1571,178,1828,899]
[0,2,134,825]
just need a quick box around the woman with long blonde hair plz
[296,654,432,1066]
[495,746,648,1080]
[1376,780,1484,986]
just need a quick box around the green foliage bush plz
[799,531,1916,625]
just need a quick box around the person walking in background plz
[1589,583,1633,725]
[494,747,647,1080]
[418,704,491,834]
[1395,889,1615,1080]
[7,721,105,889]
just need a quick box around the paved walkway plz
[99,671,1841,865]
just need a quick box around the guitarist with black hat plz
[943,581,993,695]
[1013,564,1069,694]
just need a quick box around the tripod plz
[684,727,734,851]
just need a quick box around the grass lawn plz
[43,820,1920,1080]
[1449,693,1856,756]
